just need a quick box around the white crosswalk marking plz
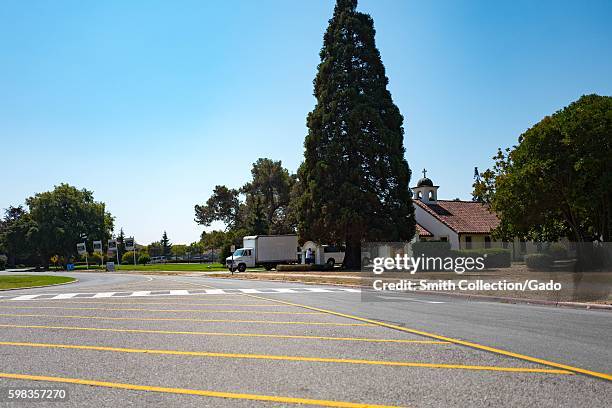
[10,295,41,300]
[168,290,190,296]
[129,291,152,297]
[51,293,79,299]
[92,292,117,298]
[0,287,362,301]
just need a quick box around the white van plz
[322,245,345,267]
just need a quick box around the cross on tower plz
[422,168,427,178]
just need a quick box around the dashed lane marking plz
[0,341,572,375]
[0,313,374,326]
[0,323,449,344]
[0,372,401,408]
[0,287,361,301]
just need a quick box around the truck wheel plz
[238,263,246,273]
[228,266,235,273]
[326,258,335,268]
[264,264,273,271]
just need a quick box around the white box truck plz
[226,234,298,272]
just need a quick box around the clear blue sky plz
[1,0,611,244]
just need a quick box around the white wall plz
[414,204,460,249]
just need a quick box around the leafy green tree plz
[122,251,137,265]
[297,0,416,268]
[244,195,269,235]
[171,244,187,259]
[195,159,296,235]
[26,184,114,269]
[147,241,162,257]
[200,230,228,251]
[161,231,172,257]
[194,186,241,231]
[0,206,35,267]
[476,94,612,242]
[241,158,295,233]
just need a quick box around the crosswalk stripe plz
[0,287,361,301]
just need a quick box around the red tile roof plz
[416,223,433,237]
[414,200,500,234]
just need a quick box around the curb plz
[211,274,612,311]
[0,279,78,292]
[413,289,612,310]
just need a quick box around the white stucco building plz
[412,171,501,250]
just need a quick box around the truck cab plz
[226,248,254,272]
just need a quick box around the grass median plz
[0,275,76,290]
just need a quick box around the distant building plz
[412,170,500,250]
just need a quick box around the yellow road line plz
[0,301,287,307]
[0,341,572,374]
[0,305,322,315]
[0,323,448,344]
[0,372,400,408]
[242,294,612,382]
[0,312,373,326]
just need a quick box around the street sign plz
[93,240,103,254]
[125,237,135,251]
[76,242,87,255]
[108,239,118,252]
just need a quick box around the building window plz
[440,237,448,242]
[465,236,472,249]
[484,236,491,248]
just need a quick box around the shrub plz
[547,243,568,260]
[276,264,331,272]
[277,264,314,272]
[89,252,103,265]
[411,241,452,258]
[138,254,151,265]
[122,251,138,265]
[452,248,512,268]
[0,255,7,270]
[525,253,554,271]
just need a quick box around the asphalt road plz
[0,271,610,407]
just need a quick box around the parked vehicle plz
[226,235,298,272]
[322,245,345,268]
[301,241,346,268]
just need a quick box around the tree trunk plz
[343,237,362,270]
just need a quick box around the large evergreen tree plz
[297,0,415,268]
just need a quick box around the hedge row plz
[525,253,554,271]
[276,264,331,272]
[452,248,512,268]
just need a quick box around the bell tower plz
[412,169,439,204]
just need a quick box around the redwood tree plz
[297,0,415,268]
